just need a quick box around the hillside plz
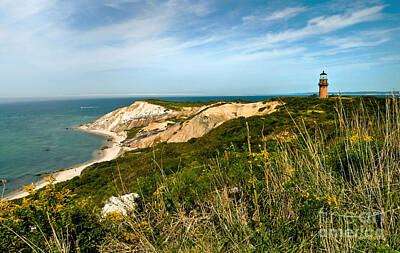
[2,95,400,252]
[80,99,282,149]
[60,96,351,204]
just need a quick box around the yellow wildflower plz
[106,211,124,222]
[55,204,63,213]
[332,196,338,206]
[22,184,36,193]
[327,195,332,206]
[350,133,360,144]
[12,218,22,223]
[363,135,373,142]
[44,176,56,183]
[125,232,136,241]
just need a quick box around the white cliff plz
[82,99,283,150]
[82,101,173,133]
[125,101,282,149]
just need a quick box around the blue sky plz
[0,0,399,97]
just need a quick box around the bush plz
[0,177,105,252]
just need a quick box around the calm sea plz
[1,93,394,195]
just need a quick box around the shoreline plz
[3,127,125,201]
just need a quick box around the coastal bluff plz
[81,99,283,150]
[5,99,281,201]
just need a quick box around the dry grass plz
[99,96,400,252]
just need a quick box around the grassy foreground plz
[1,96,400,252]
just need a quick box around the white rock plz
[101,193,139,217]
[85,101,171,132]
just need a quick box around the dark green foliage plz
[0,184,105,253]
[126,126,143,139]
[145,99,250,111]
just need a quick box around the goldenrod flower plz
[363,135,373,142]
[332,196,338,206]
[350,133,360,143]
[22,184,36,193]
[44,176,56,183]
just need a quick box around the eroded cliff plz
[81,99,282,150]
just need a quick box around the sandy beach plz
[3,127,125,201]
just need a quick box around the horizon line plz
[1,90,399,100]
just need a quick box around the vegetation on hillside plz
[145,99,250,111]
[126,126,144,139]
[1,96,400,252]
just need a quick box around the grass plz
[126,126,143,139]
[165,116,188,124]
[1,96,400,252]
[145,99,250,111]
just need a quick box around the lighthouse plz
[318,71,328,98]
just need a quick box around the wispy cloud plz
[247,5,385,49]
[104,0,143,9]
[381,55,400,61]
[0,0,218,72]
[321,28,395,49]
[0,2,388,68]
[220,47,306,63]
[243,7,306,22]
[0,0,55,22]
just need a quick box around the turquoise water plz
[2,94,388,195]
[0,98,137,195]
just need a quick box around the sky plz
[0,0,399,98]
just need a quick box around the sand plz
[3,127,125,201]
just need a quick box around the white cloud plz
[262,5,385,44]
[322,35,389,49]
[0,0,55,22]
[104,0,143,9]
[221,47,306,63]
[220,5,386,57]
[314,27,399,57]
[381,55,400,61]
[0,2,388,69]
[243,7,306,22]
[0,0,219,72]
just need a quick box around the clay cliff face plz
[82,100,282,149]
[83,101,173,133]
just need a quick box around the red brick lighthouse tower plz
[318,71,328,98]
